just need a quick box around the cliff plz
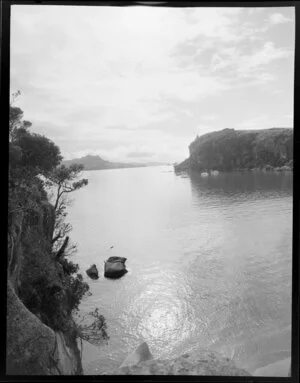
[175,128,293,173]
[7,179,82,375]
[7,282,81,375]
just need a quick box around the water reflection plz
[188,171,293,199]
[68,167,292,375]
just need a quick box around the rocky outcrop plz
[86,264,99,280]
[7,281,82,375]
[7,211,25,291]
[7,199,56,294]
[7,193,83,375]
[54,331,82,375]
[111,343,251,376]
[104,257,128,279]
[7,281,56,375]
[120,342,153,368]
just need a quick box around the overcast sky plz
[10,5,295,163]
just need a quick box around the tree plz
[9,91,62,176]
[9,90,32,142]
[74,308,109,348]
[8,92,109,353]
[14,131,62,176]
[8,91,62,223]
[45,164,88,254]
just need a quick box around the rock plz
[111,348,251,376]
[86,264,99,280]
[210,170,220,175]
[6,281,82,375]
[104,257,128,279]
[54,331,82,375]
[7,281,56,375]
[120,342,153,368]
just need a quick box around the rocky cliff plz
[7,282,81,375]
[7,185,82,375]
[175,128,293,173]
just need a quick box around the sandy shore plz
[253,357,290,377]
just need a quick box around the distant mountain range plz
[62,155,168,170]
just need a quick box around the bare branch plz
[55,236,69,260]
[52,231,63,244]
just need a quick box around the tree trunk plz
[55,236,69,260]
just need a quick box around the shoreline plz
[174,166,293,174]
[252,357,291,377]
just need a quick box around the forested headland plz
[174,128,293,173]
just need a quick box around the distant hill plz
[62,155,148,170]
[174,128,293,172]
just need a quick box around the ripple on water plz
[68,169,292,374]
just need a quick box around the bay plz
[67,166,293,375]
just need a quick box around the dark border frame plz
[1,1,299,382]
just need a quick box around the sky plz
[10,5,295,163]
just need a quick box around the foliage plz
[8,168,46,225]
[185,128,293,172]
[46,164,88,211]
[65,273,90,314]
[8,91,108,348]
[74,308,109,346]
[60,259,80,275]
[9,90,32,142]
[44,164,88,254]
[9,92,62,177]
[14,131,62,176]
[51,194,73,249]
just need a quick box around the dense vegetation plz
[175,128,293,172]
[8,92,108,350]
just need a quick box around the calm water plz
[67,166,293,375]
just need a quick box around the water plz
[67,166,293,375]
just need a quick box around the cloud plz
[237,42,291,74]
[195,124,219,136]
[269,13,292,25]
[207,41,292,87]
[127,151,154,158]
[106,125,136,131]
[201,115,218,121]
[248,8,265,15]
[10,5,295,162]
[237,115,266,129]
[237,115,280,130]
